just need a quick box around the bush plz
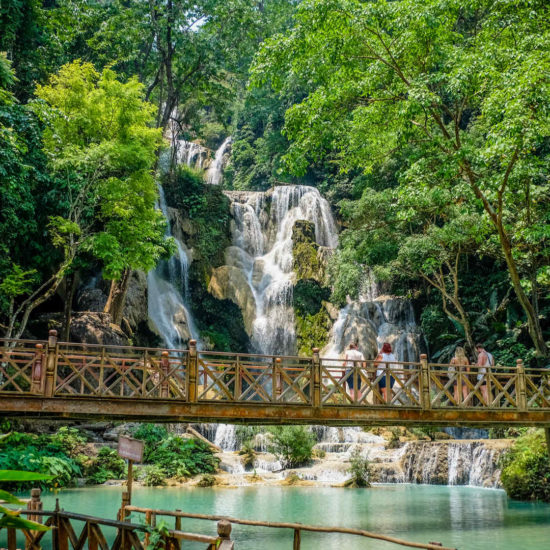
[50,427,88,457]
[197,474,216,487]
[139,465,167,487]
[500,430,550,502]
[0,432,81,489]
[132,424,169,461]
[238,442,256,470]
[146,436,219,477]
[86,447,126,485]
[346,448,372,488]
[268,426,315,468]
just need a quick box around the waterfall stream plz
[147,185,200,348]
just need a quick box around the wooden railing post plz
[516,359,527,411]
[273,358,282,401]
[118,491,130,521]
[27,488,43,524]
[234,357,242,401]
[187,339,198,402]
[31,345,44,394]
[44,329,58,397]
[7,527,16,550]
[161,351,170,398]
[293,528,301,550]
[420,354,431,410]
[217,520,233,549]
[312,348,321,407]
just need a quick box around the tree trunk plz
[496,222,548,358]
[104,268,132,326]
[63,272,77,342]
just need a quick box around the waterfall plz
[205,137,231,185]
[226,185,338,356]
[147,185,200,348]
[175,140,208,169]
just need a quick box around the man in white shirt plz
[344,342,366,401]
[476,343,494,405]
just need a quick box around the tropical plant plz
[0,470,53,531]
[268,426,315,468]
[346,448,372,488]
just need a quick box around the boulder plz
[224,246,254,273]
[123,270,148,332]
[69,312,129,346]
[208,266,256,335]
[76,288,107,312]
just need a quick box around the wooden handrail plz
[124,506,456,550]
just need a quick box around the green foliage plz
[49,427,88,457]
[35,60,169,281]
[253,0,550,357]
[86,447,126,485]
[500,430,550,502]
[196,474,216,487]
[268,426,315,468]
[138,465,166,487]
[0,432,81,489]
[132,424,169,462]
[238,442,256,470]
[146,436,219,478]
[346,449,372,488]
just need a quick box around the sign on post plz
[117,436,144,463]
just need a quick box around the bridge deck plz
[1,332,549,426]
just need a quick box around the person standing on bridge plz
[344,342,366,401]
[450,346,470,405]
[476,343,494,405]
[375,342,397,403]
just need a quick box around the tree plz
[253,0,550,357]
[3,61,170,338]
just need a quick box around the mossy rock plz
[292,220,323,281]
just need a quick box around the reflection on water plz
[3,485,550,550]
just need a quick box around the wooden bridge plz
[1,330,549,427]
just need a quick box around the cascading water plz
[205,137,232,185]
[226,185,338,356]
[147,185,200,348]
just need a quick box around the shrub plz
[197,474,216,487]
[139,465,166,487]
[268,426,315,468]
[86,447,126,485]
[238,442,256,470]
[0,432,81,489]
[346,448,372,488]
[500,430,550,502]
[50,427,88,457]
[147,436,219,477]
[132,424,169,461]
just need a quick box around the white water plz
[147,186,200,348]
[205,137,231,185]
[226,185,338,356]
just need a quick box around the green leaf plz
[0,470,54,482]
[0,490,25,505]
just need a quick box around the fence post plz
[44,330,58,398]
[273,358,282,401]
[293,528,301,550]
[118,491,130,521]
[516,359,527,411]
[27,488,43,524]
[31,344,44,394]
[161,351,170,398]
[187,339,198,402]
[312,347,321,407]
[420,354,431,410]
[217,520,232,548]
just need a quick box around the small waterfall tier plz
[206,137,232,185]
[221,185,338,356]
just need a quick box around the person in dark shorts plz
[375,342,397,403]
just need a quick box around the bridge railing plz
[1,332,549,411]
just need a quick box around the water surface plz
[3,485,549,549]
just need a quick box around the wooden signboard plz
[117,435,144,463]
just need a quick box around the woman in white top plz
[374,342,397,403]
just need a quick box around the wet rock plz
[69,312,129,346]
[123,271,148,332]
[208,265,256,335]
[76,288,107,312]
